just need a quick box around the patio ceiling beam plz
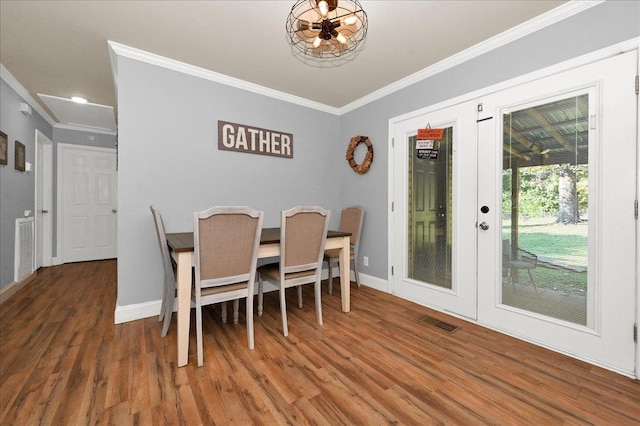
[526,109,577,154]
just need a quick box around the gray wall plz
[338,0,640,279]
[116,58,342,306]
[0,79,53,289]
[0,78,117,289]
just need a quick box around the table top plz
[166,227,350,253]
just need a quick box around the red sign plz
[417,128,444,140]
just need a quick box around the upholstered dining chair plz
[324,206,364,295]
[193,206,263,367]
[257,206,330,337]
[150,205,177,337]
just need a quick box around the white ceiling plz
[0,0,574,132]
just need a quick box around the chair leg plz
[508,268,515,290]
[297,285,303,308]
[159,291,166,322]
[161,295,173,337]
[196,302,204,367]
[159,278,171,322]
[246,294,254,350]
[527,269,537,292]
[352,257,361,287]
[327,258,334,295]
[315,281,323,326]
[233,299,240,324]
[280,286,289,337]
[221,302,228,323]
[257,276,264,317]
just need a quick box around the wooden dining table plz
[166,227,352,367]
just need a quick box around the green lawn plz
[503,216,588,292]
[503,216,587,267]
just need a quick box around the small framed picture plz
[15,140,25,172]
[0,131,7,165]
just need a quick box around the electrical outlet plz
[363,256,369,267]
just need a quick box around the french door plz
[392,100,478,319]
[391,50,637,375]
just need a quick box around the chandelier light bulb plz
[343,14,357,25]
[312,36,322,48]
[297,19,310,31]
[317,0,329,18]
[336,33,347,44]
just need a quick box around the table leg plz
[339,235,351,312]
[176,251,192,367]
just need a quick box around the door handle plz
[112,209,117,214]
[41,209,48,213]
[478,222,489,230]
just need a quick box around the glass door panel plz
[407,129,452,289]
[502,94,589,326]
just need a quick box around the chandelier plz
[286,0,368,66]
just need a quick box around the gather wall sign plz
[218,120,293,158]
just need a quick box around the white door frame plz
[388,38,639,378]
[56,143,117,263]
[35,130,53,268]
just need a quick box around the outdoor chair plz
[503,239,538,292]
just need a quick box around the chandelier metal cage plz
[286,0,368,67]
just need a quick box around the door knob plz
[41,209,48,213]
[478,222,489,230]
[112,209,117,214]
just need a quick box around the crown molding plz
[107,41,341,116]
[338,0,605,114]
[54,122,117,136]
[0,63,56,126]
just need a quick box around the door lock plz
[478,222,489,230]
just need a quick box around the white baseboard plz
[358,272,389,292]
[114,299,162,324]
[0,271,37,304]
[52,257,63,266]
[113,271,389,324]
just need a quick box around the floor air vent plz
[418,315,460,333]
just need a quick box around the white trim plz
[358,272,389,293]
[54,122,117,136]
[114,300,162,324]
[56,143,117,264]
[107,40,340,116]
[0,272,36,305]
[340,0,604,114]
[0,64,56,126]
[636,43,640,380]
[35,130,54,268]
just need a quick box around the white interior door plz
[59,144,117,263]
[477,51,637,376]
[35,130,53,268]
[392,100,478,319]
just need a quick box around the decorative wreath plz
[346,136,374,174]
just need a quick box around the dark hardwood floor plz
[1,260,638,425]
